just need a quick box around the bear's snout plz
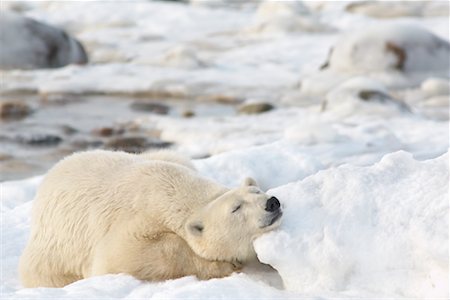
[265,196,280,212]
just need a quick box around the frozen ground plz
[1,0,449,299]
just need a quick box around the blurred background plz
[1,0,449,182]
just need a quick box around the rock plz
[0,100,32,120]
[60,125,78,135]
[105,136,172,153]
[248,1,330,34]
[324,24,450,73]
[238,102,274,115]
[0,11,88,70]
[159,46,206,69]
[130,102,170,115]
[421,78,450,97]
[92,126,124,137]
[323,77,411,117]
[182,109,195,118]
[202,94,244,104]
[0,153,14,161]
[17,134,63,146]
[70,139,103,150]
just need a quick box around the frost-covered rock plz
[324,23,450,73]
[421,78,450,98]
[0,11,88,70]
[323,77,410,117]
[247,1,330,35]
[158,45,206,69]
[256,151,449,298]
[395,77,449,120]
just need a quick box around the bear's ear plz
[187,220,204,236]
[242,177,258,187]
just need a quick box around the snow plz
[256,151,449,298]
[1,0,449,299]
[2,150,448,299]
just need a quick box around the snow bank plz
[2,151,448,299]
[194,142,323,190]
[256,151,449,298]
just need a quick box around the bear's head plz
[184,177,282,263]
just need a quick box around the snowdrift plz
[2,150,448,299]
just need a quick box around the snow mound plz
[247,1,330,35]
[323,77,410,117]
[2,151,449,299]
[194,143,323,190]
[255,151,449,298]
[421,78,450,98]
[326,23,450,73]
[158,45,206,69]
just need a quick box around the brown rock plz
[238,102,274,114]
[92,126,124,137]
[0,101,32,120]
[105,136,172,153]
[17,134,62,146]
[385,42,406,70]
[182,109,195,118]
[70,139,104,150]
[130,102,170,115]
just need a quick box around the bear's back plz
[22,151,140,279]
[20,150,229,285]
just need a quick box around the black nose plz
[265,196,280,212]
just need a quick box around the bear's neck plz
[134,168,229,237]
[163,175,229,236]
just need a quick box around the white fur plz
[19,150,281,287]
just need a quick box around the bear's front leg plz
[90,231,240,281]
[192,258,242,280]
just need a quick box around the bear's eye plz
[231,205,241,213]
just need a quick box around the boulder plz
[0,11,88,69]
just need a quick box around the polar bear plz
[19,150,282,288]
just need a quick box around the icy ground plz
[1,1,449,299]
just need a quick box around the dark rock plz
[0,153,14,161]
[92,126,124,137]
[358,90,411,112]
[105,136,172,153]
[130,102,170,115]
[385,42,406,70]
[70,139,104,150]
[0,101,32,120]
[320,47,333,70]
[181,109,195,118]
[18,134,62,146]
[0,11,88,70]
[358,90,392,101]
[238,102,275,114]
[60,125,78,135]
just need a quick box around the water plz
[0,94,235,181]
